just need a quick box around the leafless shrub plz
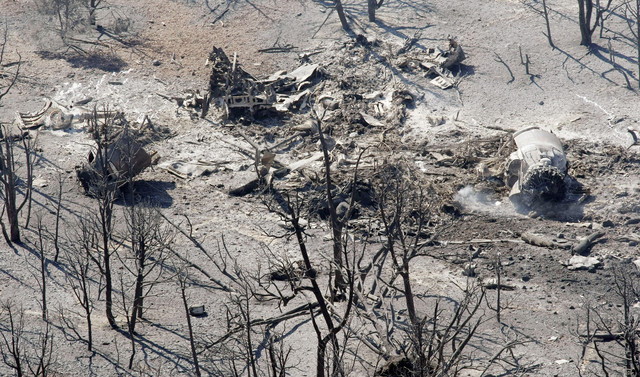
[577,263,640,376]
[0,301,55,376]
[114,202,174,368]
[177,269,202,377]
[61,214,97,351]
[577,0,612,46]
[79,107,123,329]
[0,22,21,104]
[0,27,34,243]
[357,162,487,375]
[35,0,106,48]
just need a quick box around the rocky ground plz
[1,0,640,376]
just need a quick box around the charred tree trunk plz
[578,0,594,45]
[0,133,22,244]
[316,120,346,301]
[637,0,640,89]
[180,282,201,377]
[130,237,146,335]
[101,202,116,328]
[578,0,612,46]
[542,0,555,48]
[335,0,350,31]
[368,0,376,22]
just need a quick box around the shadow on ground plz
[116,180,176,208]
[36,50,128,72]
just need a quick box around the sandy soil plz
[1,0,640,376]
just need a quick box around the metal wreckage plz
[505,126,571,208]
[207,46,319,118]
[13,101,154,195]
[18,42,473,198]
[75,115,154,195]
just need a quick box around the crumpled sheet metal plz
[506,126,569,207]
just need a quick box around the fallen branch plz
[520,232,564,248]
[200,302,319,353]
[571,231,605,255]
[578,330,640,341]
[493,52,515,84]
[440,238,524,245]
[164,166,188,180]
[258,45,296,53]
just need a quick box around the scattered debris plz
[419,39,465,89]
[505,126,570,208]
[376,356,414,377]
[270,260,316,281]
[482,278,515,290]
[14,99,73,130]
[566,255,601,271]
[207,47,320,118]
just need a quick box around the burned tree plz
[578,264,640,376]
[0,24,32,245]
[0,129,35,245]
[76,108,152,330]
[177,270,201,377]
[35,0,108,49]
[78,108,120,328]
[0,301,55,376]
[119,202,172,335]
[0,23,20,103]
[61,215,97,351]
[367,0,385,22]
[625,0,640,88]
[577,0,612,46]
[359,162,487,376]
[335,0,350,32]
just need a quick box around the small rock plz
[633,258,640,272]
[602,220,615,228]
[462,263,476,277]
[555,359,570,365]
[189,305,206,317]
[567,255,601,272]
[32,178,48,188]
[153,60,161,66]
[336,202,349,218]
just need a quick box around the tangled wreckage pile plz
[7,39,579,215]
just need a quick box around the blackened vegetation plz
[307,179,376,220]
